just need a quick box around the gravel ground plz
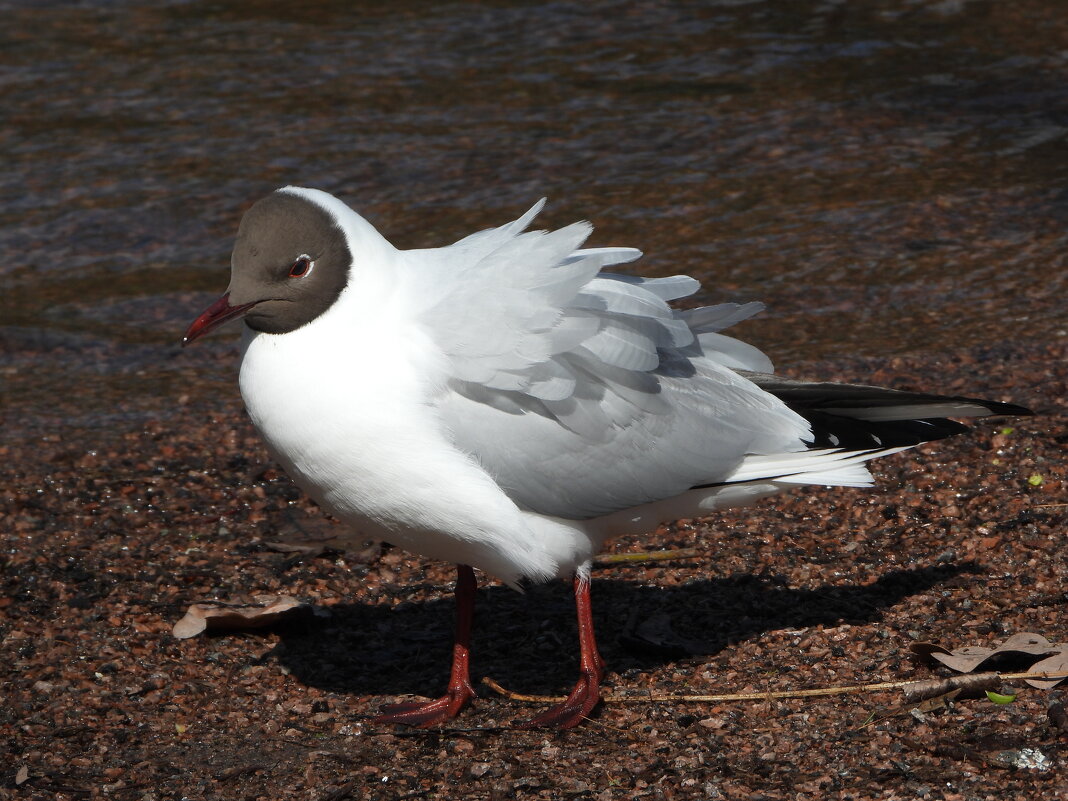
[2,339,1065,800]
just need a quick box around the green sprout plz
[985,690,1016,705]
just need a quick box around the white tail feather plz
[725,446,912,485]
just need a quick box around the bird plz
[183,187,1031,729]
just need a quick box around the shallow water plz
[3,0,1066,442]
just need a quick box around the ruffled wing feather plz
[410,201,814,519]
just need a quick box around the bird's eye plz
[289,255,314,278]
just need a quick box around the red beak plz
[182,292,259,346]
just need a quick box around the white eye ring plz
[289,254,315,278]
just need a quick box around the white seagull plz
[184,187,1030,728]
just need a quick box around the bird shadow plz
[267,562,979,701]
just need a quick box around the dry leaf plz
[915,688,963,713]
[910,633,1067,687]
[172,595,311,639]
[861,688,963,727]
[1025,650,1068,689]
[266,508,382,561]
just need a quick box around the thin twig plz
[594,548,702,565]
[482,670,1068,704]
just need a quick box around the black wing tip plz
[802,413,971,450]
[742,374,1035,419]
[979,400,1033,417]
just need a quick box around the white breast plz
[235,294,596,586]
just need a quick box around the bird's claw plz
[374,683,475,728]
[518,670,602,730]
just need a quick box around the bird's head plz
[183,188,357,345]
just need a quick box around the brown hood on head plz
[183,190,353,345]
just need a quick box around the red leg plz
[519,573,605,729]
[375,564,477,727]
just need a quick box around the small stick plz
[482,670,1068,704]
[594,548,702,565]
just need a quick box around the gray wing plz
[414,201,813,519]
